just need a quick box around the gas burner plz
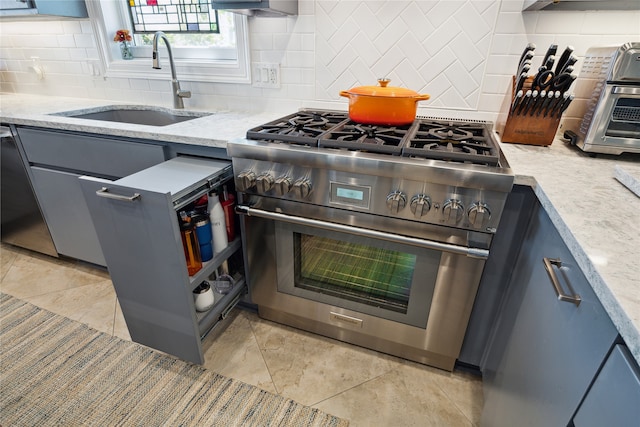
[247,110,348,146]
[319,121,412,155]
[403,120,500,166]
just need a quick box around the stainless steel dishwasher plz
[1,125,58,257]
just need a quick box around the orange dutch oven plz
[339,79,430,126]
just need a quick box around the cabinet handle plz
[543,257,581,306]
[96,187,141,202]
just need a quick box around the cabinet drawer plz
[17,127,166,178]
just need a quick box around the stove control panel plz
[231,159,506,232]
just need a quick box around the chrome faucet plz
[152,31,191,109]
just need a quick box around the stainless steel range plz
[227,110,514,371]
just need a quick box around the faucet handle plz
[178,89,191,99]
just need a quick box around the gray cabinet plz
[14,127,166,266]
[481,201,618,427]
[573,344,640,426]
[79,156,245,364]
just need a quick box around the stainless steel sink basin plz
[52,105,211,126]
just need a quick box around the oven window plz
[294,233,416,313]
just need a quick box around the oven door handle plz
[236,205,489,259]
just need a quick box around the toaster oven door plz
[578,86,640,154]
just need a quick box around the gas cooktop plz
[245,109,501,166]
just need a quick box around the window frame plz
[87,0,251,84]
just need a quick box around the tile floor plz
[0,243,483,426]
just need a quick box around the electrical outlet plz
[253,62,280,88]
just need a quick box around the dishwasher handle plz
[543,257,582,306]
[236,205,489,259]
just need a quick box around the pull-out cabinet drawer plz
[80,156,245,364]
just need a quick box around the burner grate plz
[403,120,500,165]
[318,121,412,155]
[247,110,348,146]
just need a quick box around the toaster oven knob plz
[273,176,293,196]
[468,202,491,228]
[442,199,464,224]
[386,191,407,214]
[236,170,257,192]
[256,173,275,194]
[410,194,431,217]
[292,179,312,199]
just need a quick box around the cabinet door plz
[79,156,234,365]
[573,344,640,426]
[481,204,618,427]
[29,167,106,266]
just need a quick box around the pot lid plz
[346,79,421,98]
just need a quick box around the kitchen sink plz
[52,105,211,126]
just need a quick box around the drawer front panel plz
[17,127,166,178]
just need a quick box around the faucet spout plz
[152,31,191,109]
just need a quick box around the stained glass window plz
[127,0,219,34]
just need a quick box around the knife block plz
[496,76,561,146]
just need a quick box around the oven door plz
[274,220,440,329]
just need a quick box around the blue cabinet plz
[573,344,640,426]
[481,201,618,426]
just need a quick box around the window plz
[87,0,251,84]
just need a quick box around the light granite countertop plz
[2,93,639,365]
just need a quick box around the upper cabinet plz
[523,0,640,11]
[0,0,87,18]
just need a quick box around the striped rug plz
[0,294,348,427]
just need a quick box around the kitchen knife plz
[511,90,524,114]
[559,55,577,75]
[517,90,532,115]
[537,90,555,116]
[541,44,558,69]
[515,71,528,94]
[554,46,574,74]
[550,92,571,117]
[518,53,534,76]
[557,93,574,118]
[543,56,555,72]
[518,43,536,71]
[544,91,563,117]
[523,90,538,116]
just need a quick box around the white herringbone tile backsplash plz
[315,1,500,111]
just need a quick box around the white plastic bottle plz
[208,191,228,255]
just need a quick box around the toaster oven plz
[571,42,640,155]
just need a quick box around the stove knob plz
[292,179,312,199]
[236,170,257,192]
[386,191,407,214]
[442,199,464,224]
[256,173,275,194]
[273,176,293,196]
[468,202,491,228]
[410,194,432,217]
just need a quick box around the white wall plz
[0,0,638,121]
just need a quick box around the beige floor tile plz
[314,360,478,427]
[114,299,131,341]
[202,309,277,394]
[249,315,395,407]
[0,249,108,300]
[0,244,21,282]
[25,280,117,335]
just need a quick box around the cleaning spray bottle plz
[208,191,228,255]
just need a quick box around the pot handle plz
[339,90,350,98]
[415,94,431,101]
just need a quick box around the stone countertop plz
[2,93,639,364]
[0,93,285,147]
